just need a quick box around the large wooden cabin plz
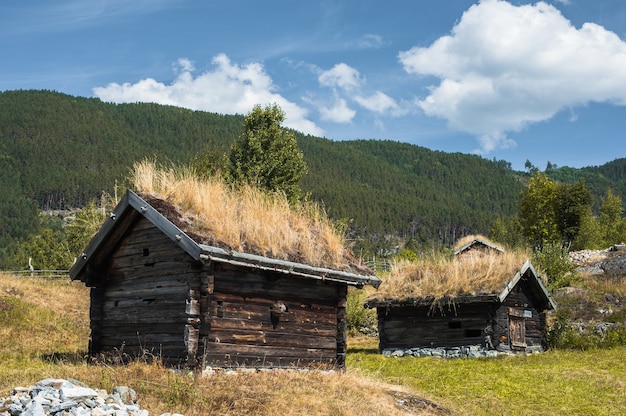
[70,190,380,369]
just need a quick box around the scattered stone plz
[569,247,626,276]
[113,386,138,405]
[0,379,182,416]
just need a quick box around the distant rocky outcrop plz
[551,245,626,339]
[569,245,626,277]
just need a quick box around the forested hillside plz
[299,138,523,242]
[1,90,624,265]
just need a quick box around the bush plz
[532,242,578,289]
[547,317,626,350]
[346,288,377,336]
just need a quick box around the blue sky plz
[2,0,626,171]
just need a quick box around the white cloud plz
[318,63,363,90]
[355,34,384,49]
[476,132,517,154]
[314,63,407,122]
[399,0,626,153]
[175,58,195,73]
[93,54,323,136]
[319,97,356,123]
[354,91,405,116]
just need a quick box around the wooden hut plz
[365,258,556,357]
[453,235,504,260]
[70,190,380,369]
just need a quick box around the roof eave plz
[497,260,557,310]
[364,294,499,309]
[199,244,381,288]
[69,190,204,282]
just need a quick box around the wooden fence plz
[0,270,70,278]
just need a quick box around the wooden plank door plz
[509,314,526,349]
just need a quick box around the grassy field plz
[348,337,626,416]
[1,274,624,415]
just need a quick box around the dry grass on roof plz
[130,160,367,273]
[369,250,536,303]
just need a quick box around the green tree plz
[555,180,593,247]
[572,208,603,250]
[13,216,73,271]
[489,215,526,249]
[190,144,229,179]
[518,173,593,250]
[599,189,626,246]
[228,104,308,202]
[518,172,559,249]
[532,241,577,289]
[64,199,109,258]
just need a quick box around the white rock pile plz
[0,378,182,416]
[569,246,626,276]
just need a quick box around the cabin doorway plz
[508,308,527,349]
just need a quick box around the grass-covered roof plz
[366,250,539,306]
[130,160,370,274]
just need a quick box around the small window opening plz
[217,301,224,318]
[464,329,482,337]
[142,248,150,256]
[270,302,288,329]
[448,321,462,329]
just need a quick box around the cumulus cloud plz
[354,91,406,116]
[399,0,626,153]
[315,63,404,123]
[319,97,356,123]
[93,54,323,136]
[318,63,363,90]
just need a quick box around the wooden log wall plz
[377,302,494,350]
[202,263,343,368]
[88,217,202,365]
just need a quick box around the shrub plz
[532,242,578,289]
[346,288,377,336]
[547,317,626,350]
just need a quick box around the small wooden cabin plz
[70,190,380,369]
[454,237,504,260]
[365,260,556,356]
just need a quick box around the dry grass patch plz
[369,250,535,303]
[0,274,89,321]
[0,274,446,415]
[0,274,90,363]
[580,273,626,298]
[2,363,448,416]
[130,160,362,271]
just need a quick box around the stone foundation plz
[382,344,544,358]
